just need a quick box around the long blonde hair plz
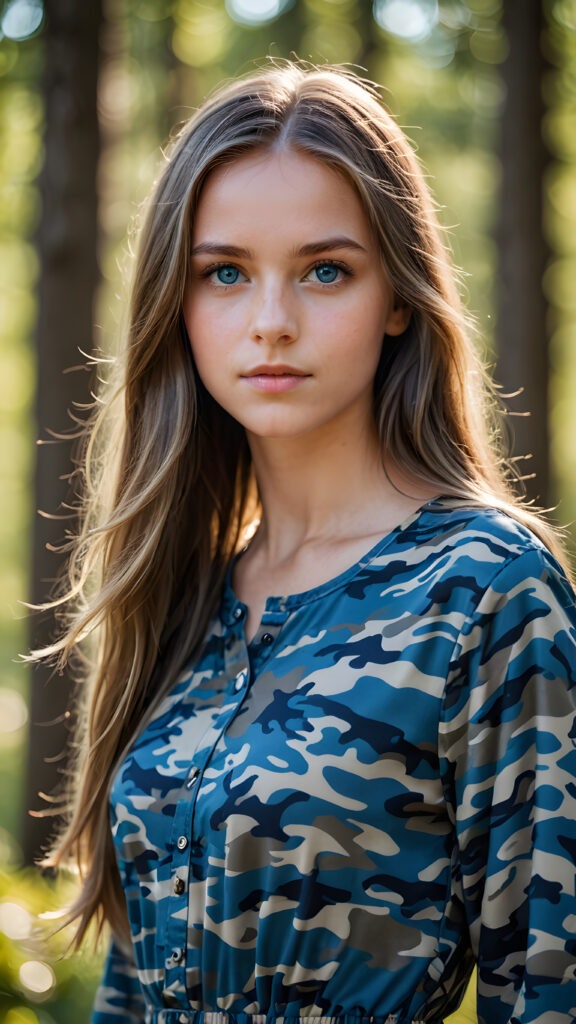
[39,59,572,946]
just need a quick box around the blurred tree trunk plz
[495,0,551,506]
[355,0,380,71]
[23,0,102,864]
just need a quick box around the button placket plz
[223,616,250,700]
[247,605,288,672]
[162,603,289,992]
[165,791,196,980]
[165,692,242,985]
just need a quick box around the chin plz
[243,417,321,441]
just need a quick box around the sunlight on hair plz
[373,0,438,42]
[1,0,43,40]
[225,0,292,26]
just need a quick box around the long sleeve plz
[91,935,146,1023]
[440,547,576,1024]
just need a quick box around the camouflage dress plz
[92,499,576,1024]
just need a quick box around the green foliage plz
[0,49,42,844]
[0,868,102,1024]
[545,0,576,538]
[1,2,575,1020]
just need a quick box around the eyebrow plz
[190,236,368,259]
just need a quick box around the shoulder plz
[437,505,576,736]
[411,501,576,666]
[402,496,572,591]
[379,497,575,636]
[408,495,547,551]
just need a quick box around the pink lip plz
[241,366,310,393]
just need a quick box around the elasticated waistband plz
[150,1013,428,1024]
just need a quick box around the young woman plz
[43,62,576,1024]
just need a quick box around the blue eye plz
[313,263,340,284]
[214,266,240,285]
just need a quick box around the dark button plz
[168,947,184,965]
[261,632,274,645]
[173,876,186,896]
[177,835,188,851]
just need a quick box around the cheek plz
[328,284,390,337]
[330,305,386,365]
[183,296,220,371]
[183,300,241,411]
[184,293,242,355]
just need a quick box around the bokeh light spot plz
[4,1008,39,1024]
[553,0,576,30]
[18,960,56,998]
[373,0,438,41]
[0,826,22,866]
[225,0,291,26]
[0,901,33,940]
[0,688,28,734]
[1,0,43,41]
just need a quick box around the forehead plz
[193,148,374,245]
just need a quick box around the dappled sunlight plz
[1,2,575,1022]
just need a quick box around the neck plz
[246,412,432,564]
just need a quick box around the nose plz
[249,277,298,346]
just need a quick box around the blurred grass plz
[0,868,102,1023]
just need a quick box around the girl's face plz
[184,148,409,444]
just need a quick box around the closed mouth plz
[243,366,309,377]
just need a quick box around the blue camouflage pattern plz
[92,499,576,1024]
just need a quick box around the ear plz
[384,297,411,337]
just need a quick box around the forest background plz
[1,0,575,1021]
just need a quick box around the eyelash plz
[200,264,246,287]
[199,259,354,288]
[305,260,353,285]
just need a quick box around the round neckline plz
[224,495,451,615]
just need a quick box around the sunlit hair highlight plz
[39,59,572,947]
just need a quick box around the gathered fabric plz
[149,1014,409,1024]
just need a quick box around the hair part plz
[37,58,573,947]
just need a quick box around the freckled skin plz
[183,149,410,443]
